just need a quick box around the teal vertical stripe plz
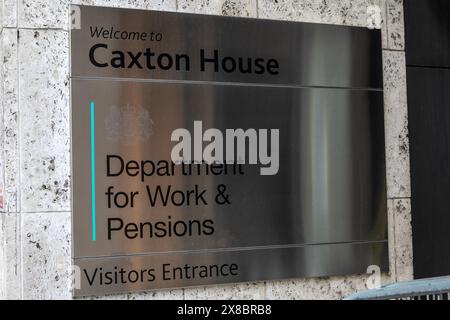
[90,100,96,242]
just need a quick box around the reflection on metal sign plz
[71,5,388,297]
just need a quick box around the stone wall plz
[0,0,412,299]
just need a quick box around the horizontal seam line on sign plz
[406,64,450,70]
[70,76,384,91]
[74,239,388,260]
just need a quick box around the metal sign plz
[71,5,387,297]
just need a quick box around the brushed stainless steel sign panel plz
[71,5,383,89]
[71,79,387,296]
[74,242,387,296]
[71,5,387,297]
